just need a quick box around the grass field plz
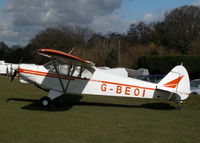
[0,76,200,143]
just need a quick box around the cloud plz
[0,0,131,46]
[193,0,200,6]
[141,0,200,24]
[142,10,165,23]
[89,15,132,33]
[143,13,155,22]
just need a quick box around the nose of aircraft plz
[18,64,38,72]
[18,64,38,82]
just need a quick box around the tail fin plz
[157,65,190,100]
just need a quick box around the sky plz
[0,0,199,46]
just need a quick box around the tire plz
[40,96,51,107]
[176,105,181,110]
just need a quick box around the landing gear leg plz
[175,100,182,110]
[40,90,63,107]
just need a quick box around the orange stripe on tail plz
[164,75,184,88]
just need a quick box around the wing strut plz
[78,67,85,78]
[51,59,79,94]
[52,59,65,93]
[64,64,77,93]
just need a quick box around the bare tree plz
[164,5,200,53]
[30,25,93,51]
[28,25,93,64]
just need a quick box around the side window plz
[80,68,92,79]
[47,60,69,75]
[57,64,69,75]
[72,66,93,79]
[48,61,93,79]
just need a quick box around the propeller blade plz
[10,70,18,82]
[6,66,9,77]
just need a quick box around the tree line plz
[0,5,200,69]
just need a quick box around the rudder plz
[157,65,190,100]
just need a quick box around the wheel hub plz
[42,100,48,106]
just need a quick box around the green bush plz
[138,55,200,79]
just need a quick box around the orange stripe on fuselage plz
[18,68,156,91]
[18,67,75,80]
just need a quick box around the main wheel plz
[40,96,51,107]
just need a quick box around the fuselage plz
[18,63,170,100]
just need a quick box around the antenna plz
[68,48,75,54]
[19,58,23,64]
[118,41,121,66]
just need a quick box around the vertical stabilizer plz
[157,65,190,100]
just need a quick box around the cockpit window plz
[44,60,93,79]
[44,61,54,70]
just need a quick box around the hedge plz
[138,55,200,79]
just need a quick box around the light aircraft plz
[8,49,190,109]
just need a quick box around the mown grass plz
[0,76,200,143]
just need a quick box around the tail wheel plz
[175,99,182,110]
[40,96,51,107]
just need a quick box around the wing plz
[37,49,94,68]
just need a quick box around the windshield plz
[44,61,54,70]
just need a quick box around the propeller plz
[10,69,18,82]
[6,66,9,77]
[10,58,23,82]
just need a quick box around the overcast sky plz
[0,0,199,46]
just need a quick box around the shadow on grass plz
[6,95,176,111]
[6,95,83,111]
[7,98,38,102]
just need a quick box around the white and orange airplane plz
[9,49,190,109]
